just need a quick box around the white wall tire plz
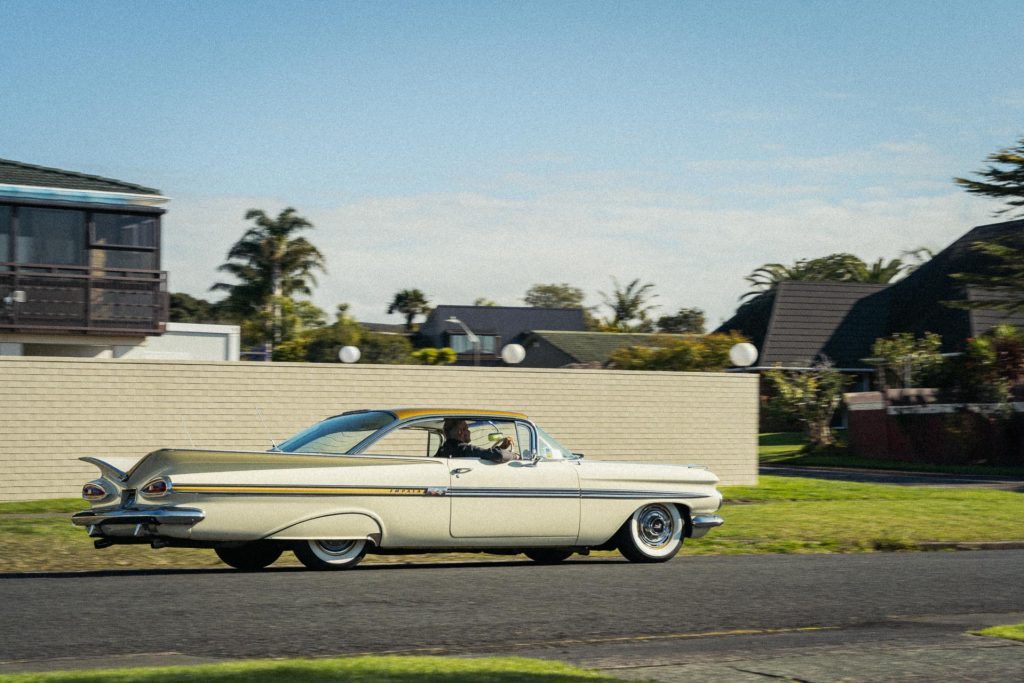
[616,504,684,563]
[294,539,368,570]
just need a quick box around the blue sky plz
[2,1,1022,326]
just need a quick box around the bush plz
[607,331,749,371]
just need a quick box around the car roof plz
[343,408,529,420]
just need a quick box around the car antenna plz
[256,407,278,450]
[180,416,196,448]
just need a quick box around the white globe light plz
[729,343,758,368]
[500,343,526,365]
[338,346,361,364]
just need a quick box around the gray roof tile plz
[0,158,160,195]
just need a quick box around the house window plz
[0,206,10,266]
[91,213,158,249]
[449,334,497,354]
[15,207,87,266]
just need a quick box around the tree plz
[169,293,228,323]
[599,277,659,331]
[473,298,498,307]
[608,332,748,371]
[656,307,706,334]
[951,232,1024,315]
[850,257,908,284]
[523,283,587,309]
[211,207,326,350]
[387,289,431,331]
[762,360,847,448]
[871,332,945,389]
[743,252,910,303]
[955,135,1024,218]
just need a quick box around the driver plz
[435,418,519,462]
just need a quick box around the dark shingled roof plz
[714,218,1024,369]
[419,305,587,346]
[761,281,890,368]
[884,218,1024,350]
[524,331,670,365]
[0,158,160,195]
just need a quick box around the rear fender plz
[80,457,136,482]
[267,512,383,543]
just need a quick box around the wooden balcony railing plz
[0,262,168,336]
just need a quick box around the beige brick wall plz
[0,358,758,500]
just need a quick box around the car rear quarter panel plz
[127,450,450,544]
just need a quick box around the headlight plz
[82,481,110,502]
[141,478,172,497]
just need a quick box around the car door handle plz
[451,467,472,475]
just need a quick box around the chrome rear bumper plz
[72,507,205,535]
[689,514,724,538]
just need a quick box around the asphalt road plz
[2,550,1024,680]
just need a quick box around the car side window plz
[361,426,440,457]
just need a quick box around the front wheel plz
[294,539,368,570]
[524,548,574,564]
[215,542,282,570]
[615,504,684,563]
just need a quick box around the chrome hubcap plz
[637,505,674,548]
[316,540,358,555]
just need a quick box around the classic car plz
[72,408,724,570]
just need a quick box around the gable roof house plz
[417,305,587,366]
[715,218,1024,383]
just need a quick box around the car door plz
[448,457,581,539]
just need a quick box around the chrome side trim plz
[71,507,205,527]
[166,483,709,501]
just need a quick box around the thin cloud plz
[163,184,998,330]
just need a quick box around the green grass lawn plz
[973,622,1024,643]
[758,432,1024,477]
[0,656,618,683]
[4,473,1024,572]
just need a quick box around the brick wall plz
[0,358,759,500]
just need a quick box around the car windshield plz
[276,411,396,454]
[534,425,578,460]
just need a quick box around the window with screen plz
[15,208,87,266]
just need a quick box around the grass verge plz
[973,622,1024,643]
[759,432,1024,478]
[3,474,1024,572]
[0,655,618,682]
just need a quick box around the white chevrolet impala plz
[73,408,724,570]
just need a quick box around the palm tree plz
[742,253,865,300]
[212,208,326,349]
[599,277,658,331]
[850,257,908,283]
[387,289,431,331]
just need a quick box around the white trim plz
[0,183,169,206]
[888,403,1024,415]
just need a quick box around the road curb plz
[916,541,1024,551]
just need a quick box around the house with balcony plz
[0,158,173,357]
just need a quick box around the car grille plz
[120,489,136,508]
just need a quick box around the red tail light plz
[141,478,171,497]
[82,482,108,501]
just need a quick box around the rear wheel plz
[294,539,368,570]
[524,548,574,564]
[615,503,684,563]
[215,542,282,570]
